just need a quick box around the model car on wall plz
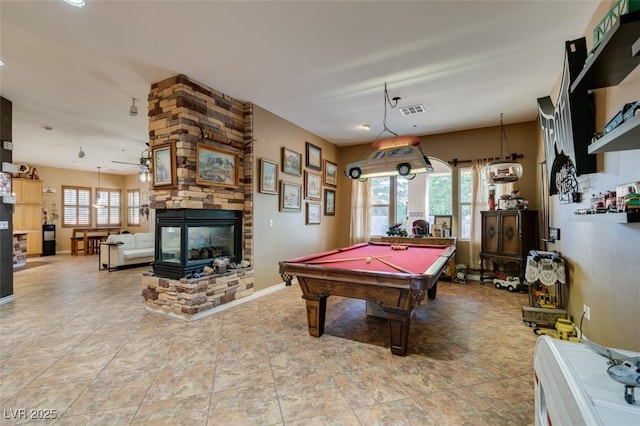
[603,100,640,134]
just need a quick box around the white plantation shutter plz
[127,189,141,226]
[96,188,121,226]
[63,186,91,226]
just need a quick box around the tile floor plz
[1,255,537,425]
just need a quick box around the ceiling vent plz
[399,104,425,116]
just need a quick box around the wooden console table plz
[72,227,121,256]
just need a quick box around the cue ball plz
[366,257,372,263]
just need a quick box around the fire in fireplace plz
[153,209,242,279]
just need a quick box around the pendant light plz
[138,148,151,183]
[483,113,523,184]
[92,166,106,209]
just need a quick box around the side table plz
[99,241,123,272]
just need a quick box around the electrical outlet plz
[583,304,591,321]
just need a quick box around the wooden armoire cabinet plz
[480,210,538,282]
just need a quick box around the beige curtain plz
[349,179,371,245]
[468,160,487,269]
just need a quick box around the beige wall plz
[538,1,640,351]
[252,106,339,290]
[28,165,151,253]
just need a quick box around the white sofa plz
[100,232,154,269]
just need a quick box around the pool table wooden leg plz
[303,295,327,337]
[386,309,411,356]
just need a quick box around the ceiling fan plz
[110,143,151,168]
[111,146,152,182]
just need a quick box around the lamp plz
[129,98,138,117]
[92,166,106,209]
[483,113,523,184]
[78,147,85,159]
[138,148,151,182]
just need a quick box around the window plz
[459,168,472,239]
[427,173,452,216]
[127,189,141,226]
[62,186,91,227]
[370,176,391,236]
[366,158,453,238]
[96,188,121,226]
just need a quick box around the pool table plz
[279,241,456,356]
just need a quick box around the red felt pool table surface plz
[279,242,456,356]
[287,242,449,275]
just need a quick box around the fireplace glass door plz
[154,209,242,279]
[159,226,181,263]
[187,225,235,262]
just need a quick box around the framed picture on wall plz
[152,144,176,188]
[281,147,302,176]
[304,170,321,201]
[433,215,453,237]
[280,181,302,212]
[324,188,335,216]
[324,160,337,187]
[306,202,321,225]
[259,158,278,194]
[305,142,322,171]
[196,144,239,188]
[0,172,12,196]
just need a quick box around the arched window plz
[368,158,453,237]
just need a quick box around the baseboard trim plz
[145,281,294,321]
[0,295,16,306]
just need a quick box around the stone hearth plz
[142,268,254,320]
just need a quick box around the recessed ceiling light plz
[361,124,371,130]
[43,126,54,131]
[0,60,5,66]
[64,0,86,7]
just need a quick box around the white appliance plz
[534,336,640,425]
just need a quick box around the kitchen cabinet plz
[12,178,42,256]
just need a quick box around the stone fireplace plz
[141,74,255,320]
[153,208,243,280]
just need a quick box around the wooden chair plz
[412,219,429,237]
[70,237,84,256]
[88,235,107,255]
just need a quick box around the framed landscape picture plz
[324,188,335,216]
[306,202,321,225]
[305,142,322,171]
[280,181,302,212]
[304,170,321,201]
[281,147,302,176]
[152,144,176,188]
[196,144,239,188]
[324,160,337,187]
[259,158,278,194]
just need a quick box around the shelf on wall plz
[588,114,640,153]
[571,9,640,93]
[572,212,640,223]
